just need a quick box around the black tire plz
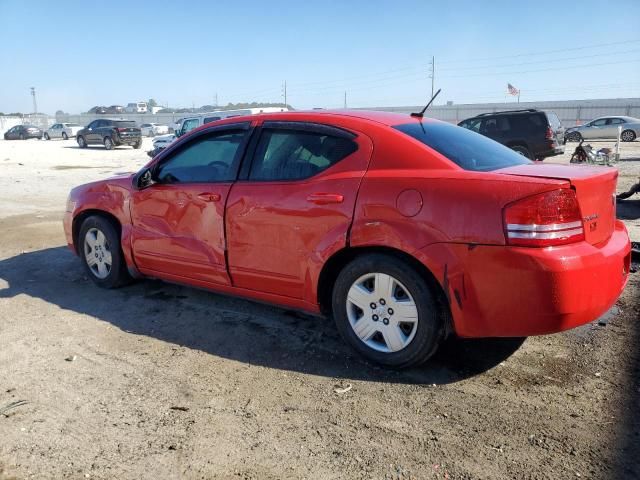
[567,132,582,142]
[621,130,636,142]
[62,132,68,140]
[510,145,533,159]
[78,215,131,289]
[133,141,142,149]
[332,253,445,368]
[104,137,114,150]
[77,136,87,148]
[44,133,50,140]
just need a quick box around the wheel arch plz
[317,245,452,333]
[72,209,122,255]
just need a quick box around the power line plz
[437,38,640,64]
[438,48,640,71]
[440,58,640,78]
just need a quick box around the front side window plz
[249,128,358,181]
[182,118,199,134]
[155,130,247,184]
[591,118,607,127]
[394,121,531,172]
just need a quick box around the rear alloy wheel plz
[621,130,636,142]
[62,132,68,140]
[104,137,114,150]
[511,145,533,159]
[79,216,131,288]
[332,254,444,368]
[77,136,87,148]
[44,133,50,140]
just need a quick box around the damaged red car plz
[63,110,632,367]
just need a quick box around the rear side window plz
[204,116,221,124]
[459,118,481,132]
[545,111,561,129]
[249,129,358,181]
[394,121,531,172]
[114,121,136,128]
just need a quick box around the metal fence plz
[0,114,53,133]
[364,97,640,126]
[2,98,640,136]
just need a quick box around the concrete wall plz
[0,115,53,134]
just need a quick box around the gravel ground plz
[0,136,638,480]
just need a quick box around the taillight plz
[504,189,584,247]
[545,127,554,140]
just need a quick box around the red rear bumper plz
[428,220,631,338]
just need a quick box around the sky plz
[1,0,639,114]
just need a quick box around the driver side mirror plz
[133,167,156,190]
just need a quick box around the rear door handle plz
[306,193,344,205]
[197,192,221,202]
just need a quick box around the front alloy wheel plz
[84,228,112,279]
[79,216,131,288]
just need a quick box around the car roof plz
[196,109,435,129]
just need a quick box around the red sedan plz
[63,110,631,368]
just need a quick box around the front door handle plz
[306,193,344,205]
[197,192,221,202]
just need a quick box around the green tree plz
[148,98,158,108]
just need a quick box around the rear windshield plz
[114,121,137,128]
[66,123,81,127]
[394,121,531,172]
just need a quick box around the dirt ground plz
[0,136,639,480]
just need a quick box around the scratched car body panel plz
[63,110,632,367]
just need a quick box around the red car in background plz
[63,110,631,368]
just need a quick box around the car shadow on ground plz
[0,247,524,385]
[617,199,640,221]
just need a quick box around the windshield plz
[394,121,531,172]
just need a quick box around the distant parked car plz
[44,122,83,140]
[458,109,565,160]
[152,134,176,150]
[88,106,108,114]
[140,123,169,137]
[565,116,640,142]
[105,105,125,114]
[76,119,142,150]
[4,124,43,140]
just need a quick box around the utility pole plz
[30,87,37,114]
[344,91,347,109]
[429,56,435,98]
[282,81,287,107]
[215,92,218,107]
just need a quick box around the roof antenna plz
[411,88,441,118]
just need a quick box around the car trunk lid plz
[497,164,617,245]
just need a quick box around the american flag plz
[507,83,520,96]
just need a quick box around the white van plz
[152,107,289,150]
[125,102,148,114]
[176,107,288,137]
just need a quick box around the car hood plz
[69,172,136,197]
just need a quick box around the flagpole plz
[518,91,520,103]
